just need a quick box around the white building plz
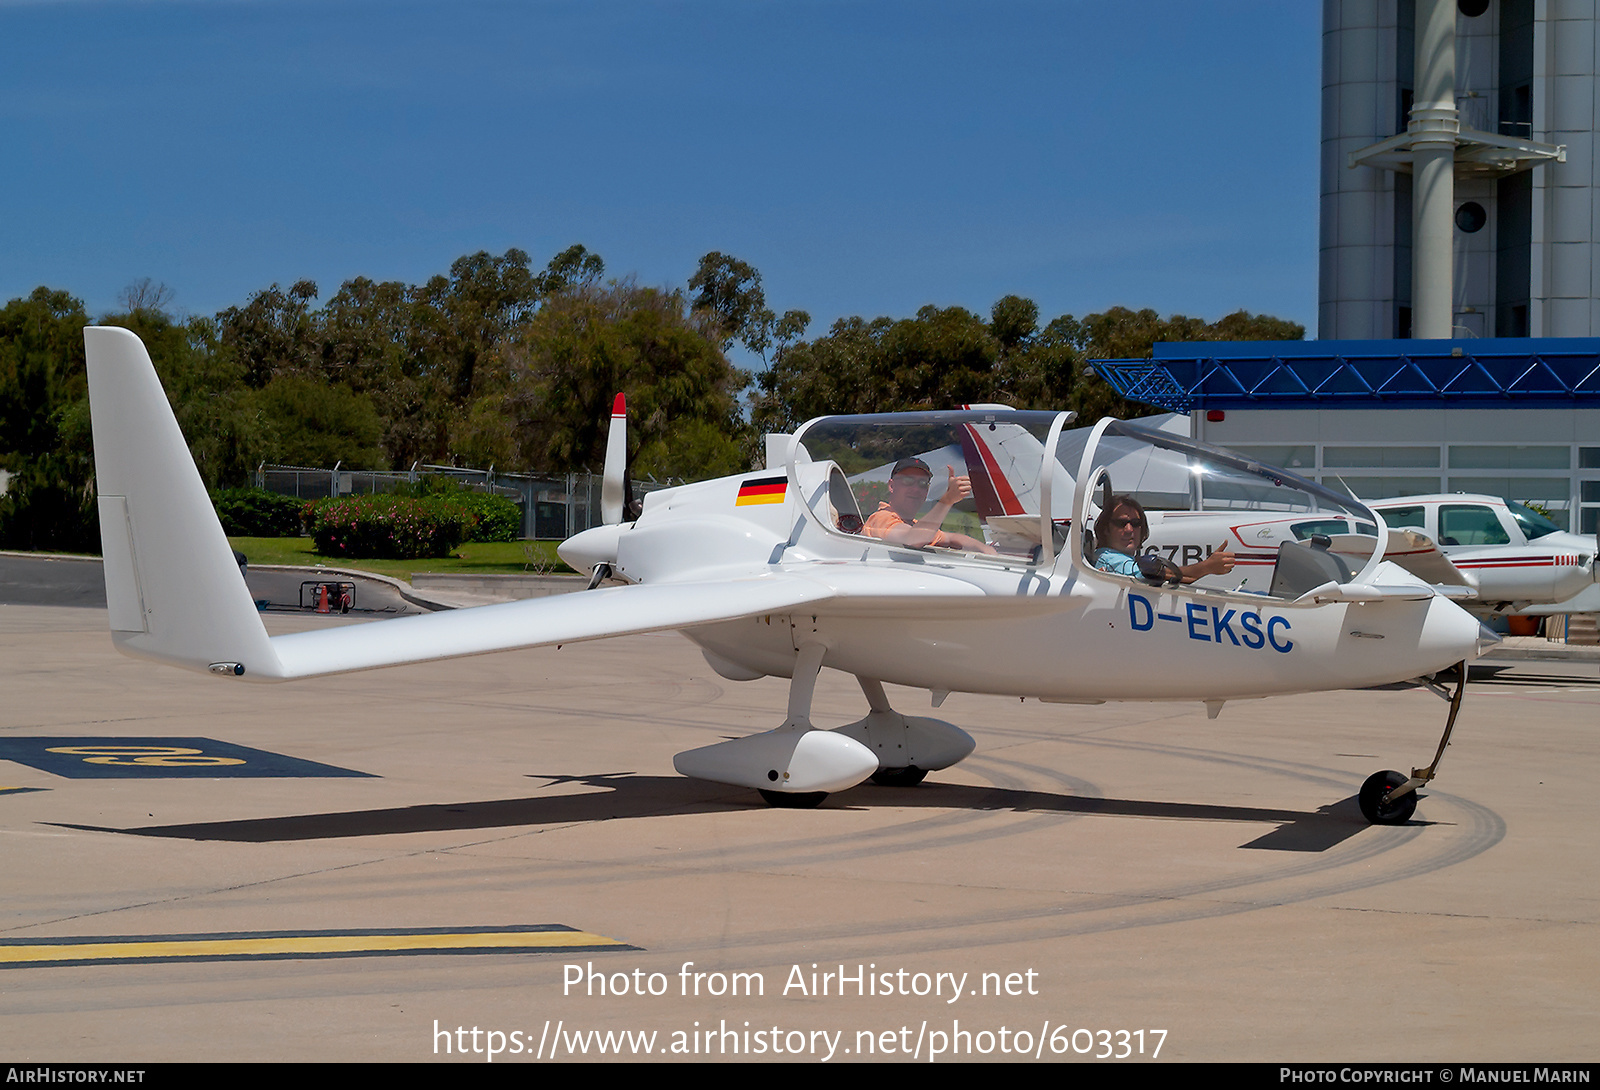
[1093,341,1600,534]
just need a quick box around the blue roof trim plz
[1091,338,1600,411]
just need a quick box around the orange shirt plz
[862,502,953,547]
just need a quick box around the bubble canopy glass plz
[1065,419,1386,582]
[791,410,1069,562]
[789,411,1386,581]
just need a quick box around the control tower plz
[1320,0,1591,339]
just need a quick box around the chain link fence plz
[255,463,677,539]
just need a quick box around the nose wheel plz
[1359,661,1467,826]
[1358,770,1418,824]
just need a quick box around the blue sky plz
[2,0,1322,337]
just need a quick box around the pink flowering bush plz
[308,495,474,559]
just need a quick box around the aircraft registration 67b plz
[81,327,1498,825]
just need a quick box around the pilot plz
[862,457,998,554]
[1093,494,1236,583]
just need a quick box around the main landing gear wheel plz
[1358,770,1418,825]
[758,789,828,809]
[870,766,928,787]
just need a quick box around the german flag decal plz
[736,475,788,506]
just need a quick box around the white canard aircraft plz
[83,327,1500,824]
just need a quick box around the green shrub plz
[0,467,99,553]
[308,495,473,559]
[212,487,306,537]
[392,475,522,542]
[455,491,521,542]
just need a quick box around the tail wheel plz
[1359,770,1418,825]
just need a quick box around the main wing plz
[85,326,839,681]
[267,578,837,679]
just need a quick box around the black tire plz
[1358,770,1418,825]
[757,789,828,809]
[870,766,928,787]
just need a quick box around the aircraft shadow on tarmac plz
[49,772,1386,853]
[1369,663,1600,691]
[1468,664,1600,688]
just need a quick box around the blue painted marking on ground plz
[0,737,373,779]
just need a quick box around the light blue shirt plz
[1093,548,1142,577]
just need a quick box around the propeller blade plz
[601,392,627,525]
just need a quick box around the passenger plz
[1093,494,1235,582]
[862,458,998,554]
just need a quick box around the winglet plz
[600,392,627,525]
[84,326,282,678]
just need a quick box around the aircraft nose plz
[1476,622,1503,658]
[558,523,623,573]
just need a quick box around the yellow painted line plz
[0,927,632,967]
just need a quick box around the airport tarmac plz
[0,602,1595,1063]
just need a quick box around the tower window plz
[1456,202,1488,233]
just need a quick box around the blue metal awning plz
[1091,337,1600,412]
